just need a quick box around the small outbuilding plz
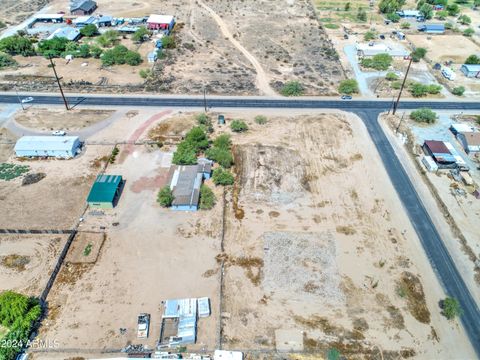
[73,15,95,28]
[396,10,421,18]
[87,174,123,208]
[47,27,81,41]
[14,136,81,158]
[70,0,97,15]
[95,15,113,27]
[450,123,476,135]
[457,132,480,153]
[422,140,456,168]
[417,24,445,34]
[169,165,203,211]
[460,64,480,78]
[146,14,175,32]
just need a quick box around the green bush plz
[379,0,404,14]
[446,4,460,16]
[0,291,42,360]
[206,134,233,168]
[363,30,376,41]
[0,35,35,56]
[409,82,440,97]
[465,55,480,65]
[195,113,213,133]
[441,297,462,320]
[387,12,401,22]
[281,81,304,96]
[436,10,448,19]
[230,119,248,132]
[102,45,142,66]
[0,52,17,68]
[125,50,142,65]
[419,3,433,19]
[458,14,471,25]
[38,37,71,58]
[172,142,197,165]
[324,23,340,29]
[444,22,453,30]
[357,7,367,21]
[400,22,411,29]
[361,53,393,70]
[463,28,474,37]
[80,24,98,37]
[212,167,234,186]
[410,108,437,123]
[185,126,209,151]
[338,79,359,94]
[391,81,402,90]
[452,86,465,96]
[132,26,151,42]
[385,72,399,81]
[139,68,152,79]
[199,184,216,210]
[254,115,267,125]
[96,30,119,47]
[90,46,103,58]
[427,84,442,94]
[412,47,427,62]
[213,134,231,149]
[157,186,174,207]
[161,35,176,49]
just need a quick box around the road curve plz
[1,93,480,356]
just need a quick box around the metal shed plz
[47,27,81,41]
[14,136,81,158]
[87,174,123,209]
[460,64,480,78]
[169,165,203,211]
[417,24,445,34]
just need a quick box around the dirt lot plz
[37,144,220,352]
[0,234,67,296]
[0,0,49,27]
[0,127,16,162]
[408,35,479,64]
[0,145,110,229]
[15,108,115,131]
[213,111,474,358]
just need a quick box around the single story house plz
[396,10,421,18]
[73,15,95,28]
[70,0,97,15]
[457,132,480,153]
[423,140,456,168]
[33,14,64,23]
[169,165,203,211]
[14,136,81,158]
[460,64,480,78]
[146,14,175,31]
[87,174,123,208]
[417,24,445,34]
[356,43,409,57]
[160,298,197,346]
[95,15,113,27]
[47,27,81,41]
[450,123,476,136]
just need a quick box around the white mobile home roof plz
[47,27,81,41]
[35,14,64,20]
[147,14,174,24]
[198,297,210,317]
[451,123,475,133]
[15,136,80,152]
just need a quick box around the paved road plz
[1,93,480,356]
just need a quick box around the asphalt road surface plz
[2,93,480,356]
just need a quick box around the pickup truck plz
[137,313,150,338]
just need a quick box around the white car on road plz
[21,96,34,103]
[51,130,66,136]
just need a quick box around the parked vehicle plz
[21,97,34,103]
[341,95,352,100]
[441,68,455,80]
[51,130,66,136]
[137,313,150,338]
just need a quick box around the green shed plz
[87,174,123,209]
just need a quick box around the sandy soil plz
[408,35,479,64]
[0,127,16,162]
[0,0,49,26]
[37,144,220,352]
[0,234,67,297]
[0,145,110,229]
[15,108,115,131]
[213,112,474,358]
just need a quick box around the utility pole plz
[14,85,25,111]
[203,85,208,113]
[393,56,413,115]
[48,56,69,111]
[395,112,405,133]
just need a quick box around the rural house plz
[146,14,175,32]
[47,27,81,41]
[356,43,409,57]
[87,174,124,208]
[422,140,456,168]
[70,0,97,15]
[14,136,81,159]
[95,15,113,27]
[396,10,421,18]
[73,16,95,28]
[457,132,480,153]
[460,64,480,78]
[417,24,445,34]
[168,164,212,211]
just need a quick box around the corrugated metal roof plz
[73,16,95,24]
[87,174,122,203]
[422,24,445,31]
[14,136,79,152]
[147,14,174,24]
[170,166,202,207]
[198,297,210,317]
[48,27,81,41]
[461,132,480,146]
[424,140,450,154]
[462,64,480,72]
[71,0,97,12]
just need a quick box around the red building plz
[146,14,175,31]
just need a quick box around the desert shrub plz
[80,24,98,37]
[230,119,248,132]
[441,297,462,320]
[124,50,142,65]
[387,12,401,22]
[281,81,304,96]
[391,81,402,89]
[458,14,471,25]
[363,30,376,41]
[452,86,465,96]
[213,134,231,149]
[254,115,268,124]
[96,30,119,47]
[90,46,103,58]
[157,186,174,207]
[206,134,233,168]
[386,72,399,81]
[357,7,367,21]
[436,10,448,19]
[379,0,404,13]
[400,22,411,29]
[412,47,427,62]
[465,55,480,65]
[0,35,35,56]
[338,79,359,94]
[419,3,433,19]
[199,184,216,210]
[446,4,460,16]
[132,26,151,42]
[0,52,17,68]
[463,28,474,37]
[161,35,176,49]
[409,82,441,97]
[427,84,442,94]
[212,167,234,186]
[324,23,340,29]
[410,108,437,123]
[195,113,213,133]
[361,53,393,70]
[139,68,153,79]
[102,45,142,66]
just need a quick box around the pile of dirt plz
[0,254,30,271]
[262,232,344,305]
[22,172,46,186]
[234,144,309,204]
[398,272,431,324]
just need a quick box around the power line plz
[393,56,413,115]
[48,56,69,111]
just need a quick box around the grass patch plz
[1,255,30,272]
[397,272,431,324]
[83,243,93,257]
[324,23,340,29]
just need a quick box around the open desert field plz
[212,111,474,358]
[408,35,479,64]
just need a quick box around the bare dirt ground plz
[15,108,115,132]
[0,145,110,229]
[37,143,220,352]
[0,0,49,27]
[0,234,67,296]
[0,127,16,162]
[408,35,479,64]
[214,111,474,358]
